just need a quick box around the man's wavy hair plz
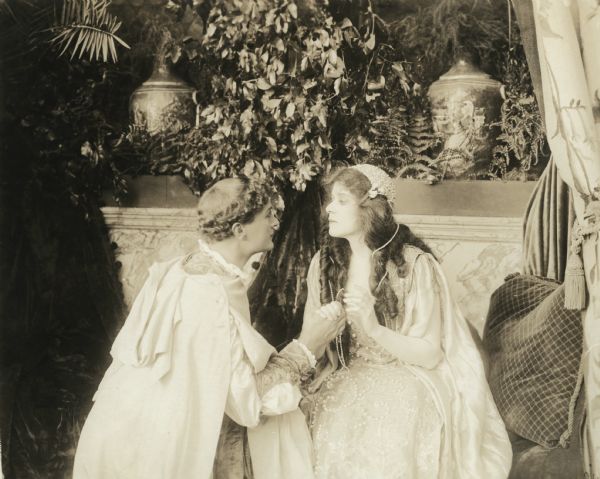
[319,167,433,334]
[197,176,277,241]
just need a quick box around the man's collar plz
[197,239,251,285]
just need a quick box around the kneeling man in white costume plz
[73,177,345,479]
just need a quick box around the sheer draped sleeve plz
[400,253,443,357]
[365,252,443,369]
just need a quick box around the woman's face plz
[325,182,362,238]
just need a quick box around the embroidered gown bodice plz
[306,244,512,479]
[309,249,442,479]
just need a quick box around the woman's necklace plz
[328,279,348,370]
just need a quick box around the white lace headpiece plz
[350,164,396,205]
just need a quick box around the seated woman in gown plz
[73,177,345,479]
[304,164,513,479]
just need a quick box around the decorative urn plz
[428,55,503,178]
[129,54,196,134]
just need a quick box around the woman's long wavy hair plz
[319,168,433,359]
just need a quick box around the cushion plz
[483,274,583,448]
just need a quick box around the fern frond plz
[49,0,130,63]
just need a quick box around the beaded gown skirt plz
[310,324,443,479]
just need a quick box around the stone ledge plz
[392,178,536,218]
[103,175,536,218]
[102,207,522,243]
[396,214,522,244]
[102,207,198,231]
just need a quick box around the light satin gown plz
[73,246,315,479]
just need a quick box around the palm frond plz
[49,0,129,63]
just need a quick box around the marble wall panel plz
[103,208,523,336]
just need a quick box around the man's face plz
[241,204,280,254]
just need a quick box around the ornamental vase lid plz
[132,56,195,94]
[429,56,502,93]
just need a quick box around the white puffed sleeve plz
[225,316,314,426]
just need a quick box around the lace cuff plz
[256,341,315,398]
[292,339,317,369]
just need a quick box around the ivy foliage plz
[112,0,425,192]
[113,0,546,189]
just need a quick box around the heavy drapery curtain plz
[511,0,574,283]
[528,0,600,473]
[522,157,575,281]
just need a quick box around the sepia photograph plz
[1,0,599,477]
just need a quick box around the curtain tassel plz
[564,201,600,310]
[564,246,586,310]
[564,218,587,310]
